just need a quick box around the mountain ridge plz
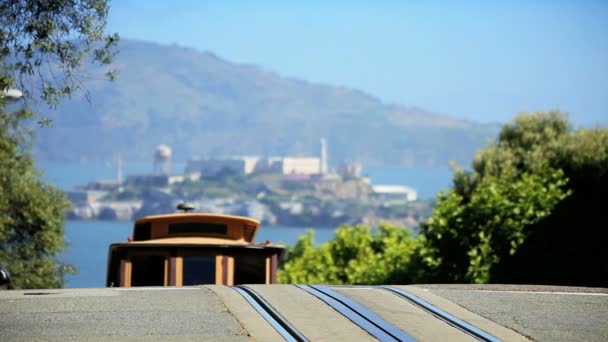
[34,39,499,167]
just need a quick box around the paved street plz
[418,285,608,342]
[1,285,606,341]
[0,287,247,341]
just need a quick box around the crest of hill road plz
[35,39,498,166]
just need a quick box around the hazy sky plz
[107,0,607,125]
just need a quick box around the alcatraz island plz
[65,139,432,228]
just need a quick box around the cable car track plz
[233,285,309,342]
[234,284,503,341]
[297,284,416,342]
[381,286,501,342]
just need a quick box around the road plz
[0,284,606,341]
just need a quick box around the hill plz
[34,39,499,167]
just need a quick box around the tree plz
[0,0,117,288]
[280,112,607,286]
[493,122,608,286]
[0,109,71,289]
[421,167,569,283]
[1,0,118,108]
[421,111,608,286]
[279,224,423,284]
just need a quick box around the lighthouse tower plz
[320,138,328,175]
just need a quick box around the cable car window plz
[106,249,121,287]
[133,222,151,241]
[131,255,165,286]
[168,223,227,235]
[234,254,266,284]
[182,255,216,285]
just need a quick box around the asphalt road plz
[1,284,606,341]
[419,285,608,342]
[0,287,247,341]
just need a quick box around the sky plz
[107,0,608,125]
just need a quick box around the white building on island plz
[372,185,418,205]
[185,156,322,177]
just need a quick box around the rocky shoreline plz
[67,191,430,229]
[66,170,431,229]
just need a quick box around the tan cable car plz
[106,212,285,287]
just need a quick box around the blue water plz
[39,162,454,288]
[37,161,185,191]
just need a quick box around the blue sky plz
[107,0,607,125]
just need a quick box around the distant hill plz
[34,39,499,167]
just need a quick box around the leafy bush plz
[281,111,608,286]
[279,224,423,284]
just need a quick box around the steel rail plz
[382,286,501,342]
[297,284,416,342]
[233,285,309,342]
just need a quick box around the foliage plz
[0,0,118,107]
[279,224,423,284]
[422,169,569,283]
[0,109,72,289]
[100,187,142,201]
[376,200,434,221]
[171,177,247,199]
[0,0,115,288]
[421,111,608,286]
[495,126,608,286]
[278,112,607,286]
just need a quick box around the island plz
[65,144,432,229]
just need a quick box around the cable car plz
[106,207,285,287]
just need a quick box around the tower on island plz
[320,138,328,175]
[116,154,122,184]
[154,144,172,174]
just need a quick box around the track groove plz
[382,286,501,342]
[297,284,416,342]
[233,285,309,342]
